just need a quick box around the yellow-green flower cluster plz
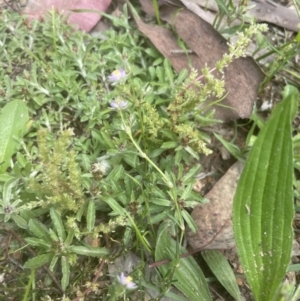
[28,129,86,213]
[216,23,268,72]
[175,124,212,155]
[142,101,165,138]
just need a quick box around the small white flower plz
[117,273,137,289]
[92,160,110,174]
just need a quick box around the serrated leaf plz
[0,100,29,173]
[28,219,51,242]
[202,250,243,301]
[87,200,95,232]
[23,253,54,269]
[49,255,59,272]
[233,85,298,301]
[11,214,27,229]
[65,230,75,246]
[2,177,18,205]
[49,228,59,242]
[50,208,66,241]
[61,256,70,291]
[155,222,212,301]
[103,197,125,215]
[68,246,109,257]
[24,237,51,248]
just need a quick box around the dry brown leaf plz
[181,0,300,32]
[187,161,300,255]
[186,161,243,249]
[248,0,300,32]
[22,0,111,32]
[135,4,264,121]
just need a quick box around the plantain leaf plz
[0,100,29,173]
[233,85,299,301]
[202,250,243,301]
[155,222,212,301]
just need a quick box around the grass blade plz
[202,250,243,301]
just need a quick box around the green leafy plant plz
[155,221,212,301]
[0,100,29,173]
[0,4,299,301]
[24,208,109,290]
[233,85,299,301]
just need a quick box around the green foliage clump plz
[28,128,86,212]
[0,5,293,301]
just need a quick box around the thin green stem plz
[22,268,35,301]
[120,112,173,188]
[126,212,152,253]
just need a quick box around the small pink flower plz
[117,273,137,289]
[108,68,126,82]
[109,98,128,110]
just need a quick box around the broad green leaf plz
[233,85,299,301]
[50,208,66,241]
[24,253,54,269]
[202,250,242,301]
[0,100,29,173]
[155,222,212,301]
[61,256,70,291]
[68,245,109,257]
[87,200,95,232]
